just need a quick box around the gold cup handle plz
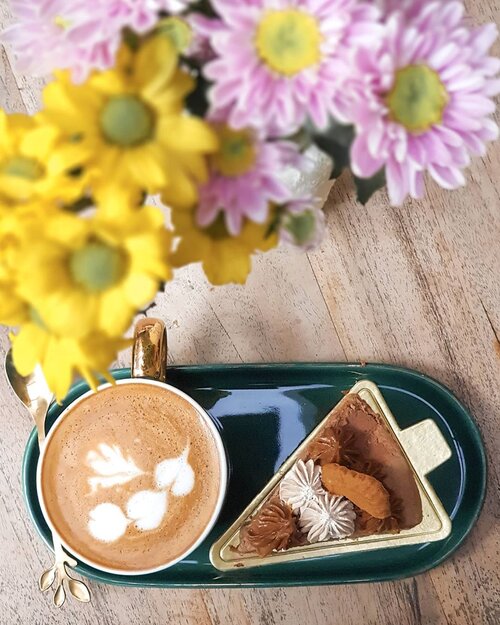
[132,318,167,382]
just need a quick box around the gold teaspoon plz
[5,351,91,607]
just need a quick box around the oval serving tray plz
[22,363,486,588]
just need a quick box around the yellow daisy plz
[0,111,88,205]
[0,282,29,326]
[0,206,33,325]
[42,36,218,206]
[11,316,131,402]
[16,205,171,339]
[92,181,144,218]
[171,210,278,285]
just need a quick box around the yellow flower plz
[171,210,278,285]
[0,206,33,325]
[16,205,171,338]
[42,36,218,206]
[0,282,29,326]
[11,318,131,402]
[0,111,87,205]
[92,181,144,218]
[0,201,63,311]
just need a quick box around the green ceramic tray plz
[22,363,486,587]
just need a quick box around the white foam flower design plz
[126,490,168,531]
[86,444,143,493]
[279,459,326,513]
[88,503,129,543]
[299,494,356,543]
[155,446,195,497]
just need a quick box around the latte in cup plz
[39,381,224,573]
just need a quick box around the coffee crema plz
[40,382,222,572]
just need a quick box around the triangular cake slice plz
[211,382,452,570]
[234,394,423,558]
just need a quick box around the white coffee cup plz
[37,319,228,576]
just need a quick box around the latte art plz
[86,443,144,493]
[155,447,195,496]
[40,383,222,572]
[86,444,195,543]
[88,503,129,543]
[126,490,168,532]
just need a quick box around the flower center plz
[386,65,448,133]
[158,16,193,53]
[53,15,72,30]
[255,9,322,77]
[29,307,47,330]
[212,127,256,177]
[70,242,127,292]
[203,214,230,240]
[282,210,316,246]
[1,156,43,180]
[100,96,155,147]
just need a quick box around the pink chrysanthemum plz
[201,0,382,136]
[349,1,500,205]
[196,124,301,235]
[1,0,164,82]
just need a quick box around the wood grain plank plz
[0,46,25,113]
[154,250,346,366]
[203,579,453,625]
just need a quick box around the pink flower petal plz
[351,134,385,178]
[428,164,466,189]
[386,159,409,206]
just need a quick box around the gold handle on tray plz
[132,318,167,382]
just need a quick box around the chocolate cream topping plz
[238,498,302,557]
[306,427,341,465]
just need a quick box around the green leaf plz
[354,169,386,205]
[123,28,141,51]
[308,119,355,179]
[194,0,217,18]
[265,210,282,239]
[286,127,313,151]
[312,136,350,178]
[327,122,355,148]
[308,117,387,203]
[185,72,210,118]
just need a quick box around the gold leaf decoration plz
[39,567,56,592]
[68,579,91,603]
[53,583,66,608]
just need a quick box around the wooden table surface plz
[1,1,499,623]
